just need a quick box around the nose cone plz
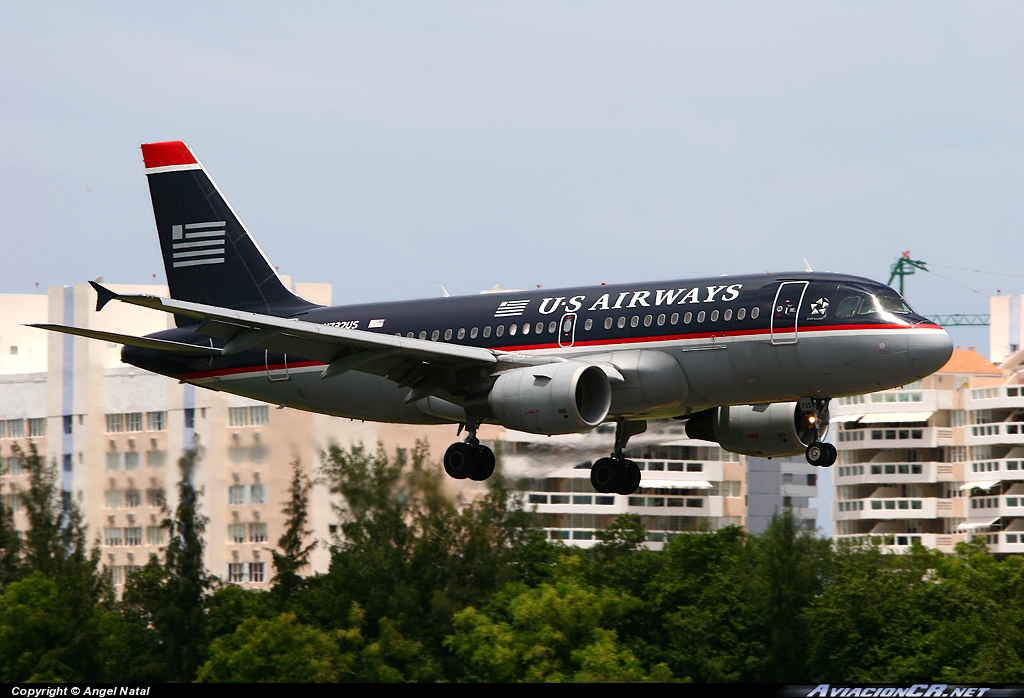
[908,325,954,379]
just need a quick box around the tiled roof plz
[937,349,1002,375]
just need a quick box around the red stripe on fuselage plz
[174,322,941,381]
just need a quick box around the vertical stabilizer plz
[141,141,317,324]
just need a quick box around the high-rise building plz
[831,346,1024,554]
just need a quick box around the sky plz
[2,2,1021,535]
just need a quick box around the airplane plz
[33,141,954,495]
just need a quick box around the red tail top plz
[141,141,198,169]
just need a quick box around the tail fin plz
[141,141,318,324]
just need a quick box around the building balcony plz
[967,422,1024,446]
[965,458,1024,482]
[966,496,1024,518]
[835,497,936,520]
[837,426,951,450]
[834,461,949,484]
[965,385,1024,411]
[781,483,817,498]
[833,533,965,553]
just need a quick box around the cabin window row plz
[395,306,762,343]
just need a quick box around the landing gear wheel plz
[469,446,495,481]
[590,457,621,494]
[615,459,642,495]
[822,443,837,467]
[806,441,831,467]
[444,442,480,480]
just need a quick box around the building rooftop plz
[937,348,1002,376]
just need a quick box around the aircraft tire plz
[444,442,479,480]
[822,443,837,467]
[470,446,495,481]
[615,459,642,495]
[806,442,829,467]
[590,457,620,493]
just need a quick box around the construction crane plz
[888,252,990,327]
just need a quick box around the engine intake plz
[488,362,612,435]
[685,402,828,458]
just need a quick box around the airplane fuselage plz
[124,271,952,426]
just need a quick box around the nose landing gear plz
[801,397,837,467]
[443,419,496,482]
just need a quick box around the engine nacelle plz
[684,402,828,457]
[488,361,612,435]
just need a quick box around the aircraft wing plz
[85,283,516,402]
[28,324,222,357]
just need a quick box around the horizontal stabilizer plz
[29,324,222,357]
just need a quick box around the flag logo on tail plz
[494,299,530,317]
[171,222,226,268]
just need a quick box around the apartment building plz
[501,420,749,548]
[831,346,1024,554]
[0,282,458,590]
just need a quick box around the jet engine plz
[684,402,828,458]
[488,361,612,435]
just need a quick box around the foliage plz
[271,460,316,609]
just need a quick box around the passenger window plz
[548,321,557,333]
[710,310,719,322]
[470,327,479,339]
[630,316,639,328]
[496,325,504,337]
[737,308,746,320]
[418,331,427,340]
[657,314,665,326]
[444,329,452,341]
[522,323,530,335]
[751,307,759,319]
[697,311,706,323]
[670,313,679,325]
[483,326,491,338]
[509,324,517,336]
[604,317,613,330]
[617,317,626,329]
[684,312,692,324]
[584,318,593,330]
[406,332,414,338]
[644,315,652,327]
[724,309,732,321]
[535,322,544,334]
[431,330,440,341]
[457,328,465,339]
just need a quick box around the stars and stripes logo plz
[494,299,530,317]
[368,318,385,329]
[170,221,226,268]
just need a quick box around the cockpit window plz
[836,294,915,318]
[878,296,914,314]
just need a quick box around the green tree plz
[120,444,215,681]
[271,460,316,609]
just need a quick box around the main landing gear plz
[801,397,837,468]
[443,419,495,482]
[591,420,647,496]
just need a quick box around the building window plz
[249,562,265,583]
[106,414,124,433]
[7,457,24,475]
[62,453,73,473]
[147,488,165,507]
[228,485,246,505]
[249,522,268,543]
[125,489,142,507]
[249,406,269,426]
[126,413,143,432]
[124,452,140,471]
[147,451,166,468]
[7,419,24,438]
[229,408,249,427]
[104,528,123,546]
[228,563,245,583]
[4,494,22,513]
[108,566,124,585]
[105,490,123,509]
[250,484,266,505]
[124,527,143,546]
[229,524,247,543]
[147,526,165,545]
[105,453,122,472]
[147,411,166,431]
[184,408,195,429]
[63,415,73,435]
